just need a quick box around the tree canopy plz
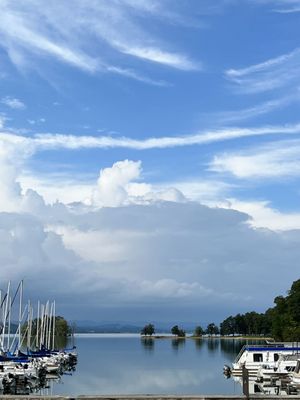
[220,279,300,341]
[141,323,155,336]
[205,323,219,336]
[22,315,71,341]
[171,325,185,337]
[194,325,204,337]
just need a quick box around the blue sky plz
[1,0,300,323]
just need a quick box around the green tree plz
[141,323,155,336]
[171,325,185,337]
[287,280,300,324]
[22,315,70,342]
[219,279,300,341]
[194,325,204,337]
[206,322,219,336]
[55,316,70,337]
[220,316,235,336]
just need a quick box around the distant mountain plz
[74,323,143,333]
[73,320,199,333]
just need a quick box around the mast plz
[36,300,40,349]
[18,280,23,352]
[2,281,10,352]
[52,300,56,350]
[45,300,50,349]
[7,296,12,352]
[27,300,31,350]
[40,303,45,349]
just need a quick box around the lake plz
[42,334,251,396]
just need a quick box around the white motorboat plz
[231,343,300,376]
[257,353,298,380]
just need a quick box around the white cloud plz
[210,139,300,179]
[116,45,200,70]
[92,160,144,207]
[219,198,300,231]
[0,131,30,212]
[30,201,300,317]
[267,0,300,12]
[0,0,198,85]
[91,160,185,207]
[169,180,233,203]
[2,122,300,154]
[1,96,26,109]
[0,147,300,319]
[104,65,169,86]
[19,173,94,205]
[226,47,300,93]
[216,94,299,123]
[0,115,6,129]
[19,171,228,207]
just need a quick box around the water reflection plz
[207,338,219,352]
[47,334,254,396]
[171,338,186,351]
[220,339,243,362]
[141,337,155,352]
[193,338,204,351]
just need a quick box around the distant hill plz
[73,320,199,334]
[74,323,143,333]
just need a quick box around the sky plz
[1,0,300,325]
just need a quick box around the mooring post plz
[242,364,249,399]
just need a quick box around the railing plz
[234,344,246,363]
[234,343,300,364]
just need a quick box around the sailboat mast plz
[36,300,40,349]
[18,280,23,352]
[45,300,50,349]
[7,296,11,352]
[52,300,56,350]
[2,281,10,352]
[40,303,45,349]
[27,300,31,350]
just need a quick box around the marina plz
[0,282,77,395]
[0,281,299,397]
[224,342,300,395]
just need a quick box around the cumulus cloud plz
[23,201,300,320]
[92,160,144,207]
[91,160,185,208]
[0,139,24,212]
[1,124,300,321]
[0,150,300,321]
[219,198,300,231]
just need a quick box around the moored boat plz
[231,343,300,376]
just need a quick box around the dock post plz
[242,364,249,399]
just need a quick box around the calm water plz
[42,334,254,396]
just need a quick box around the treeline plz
[141,279,300,341]
[140,322,220,337]
[220,279,300,341]
[22,316,71,338]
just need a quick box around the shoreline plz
[141,335,274,340]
